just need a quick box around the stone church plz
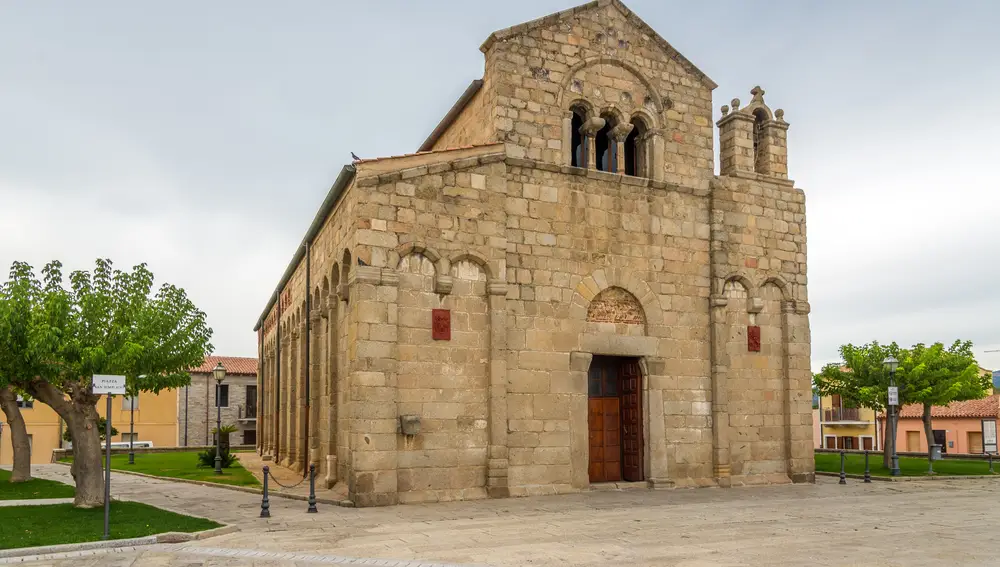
[253,0,814,507]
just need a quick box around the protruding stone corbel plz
[487,280,508,296]
[350,265,383,286]
[747,296,764,314]
[380,268,400,288]
[434,275,453,295]
[710,295,729,308]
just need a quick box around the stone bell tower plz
[717,86,789,178]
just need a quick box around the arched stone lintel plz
[557,56,665,114]
[569,268,662,328]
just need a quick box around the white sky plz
[2,0,999,372]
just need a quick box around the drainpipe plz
[275,295,282,459]
[258,327,264,454]
[303,242,311,477]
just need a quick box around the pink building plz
[881,395,999,455]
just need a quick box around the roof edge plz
[253,164,357,332]
[479,0,716,90]
[417,80,484,153]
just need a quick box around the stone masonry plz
[254,0,814,507]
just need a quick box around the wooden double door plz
[588,356,643,483]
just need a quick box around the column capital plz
[579,116,606,136]
[610,122,634,142]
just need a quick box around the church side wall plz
[430,83,495,151]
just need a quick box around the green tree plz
[10,259,212,508]
[900,341,988,470]
[815,341,903,468]
[0,261,49,483]
[815,340,988,470]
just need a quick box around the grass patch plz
[0,469,75,500]
[60,452,259,487]
[816,452,999,476]
[0,501,220,550]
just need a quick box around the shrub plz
[196,447,236,469]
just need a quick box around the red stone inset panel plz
[748,325,761,352]
[432,309,451,341]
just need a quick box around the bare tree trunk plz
[27,379,104,508]
[922,403,935,472]
[0,387,31,482]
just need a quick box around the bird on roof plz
[351,152,361,161]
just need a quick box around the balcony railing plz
[824,407,861,422]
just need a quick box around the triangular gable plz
[479,0,717,89]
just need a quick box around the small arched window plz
[570,105,588,168]
[596,114,617,173]
[753,108,767,173]
[624,116,648,177]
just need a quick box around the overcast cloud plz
[2,0,998,372]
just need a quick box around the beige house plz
[178,356,258,447]
[254,0,814,507]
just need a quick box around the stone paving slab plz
[22,465,1000,566]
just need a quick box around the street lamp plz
[213,362,227,475]
[884,355,900,476]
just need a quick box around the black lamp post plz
[127,389,135,465]
[213,362,227,474]
[884,355,900,476]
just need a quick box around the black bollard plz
[307,463,318,513]
[863,450,871,483]
[839,451,847,484]
[260,466,271,518]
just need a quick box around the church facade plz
[254,0,814,507]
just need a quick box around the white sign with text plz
[887,386,899,406]
[984,419,997,453]
[92,374,126,395]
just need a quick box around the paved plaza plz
[11,465,1000,566]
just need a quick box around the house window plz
[215,384,230,408]
[122,395,139,410]
[245,386,257,419]
[15,395,33,409]
[243,429,257,445]
[824,435,836,449]
[121,432,138,443]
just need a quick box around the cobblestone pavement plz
[18,465,1000,566]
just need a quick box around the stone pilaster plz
[568,351,593,489]
[642,356,671,486]
[279,331,291,464]
[783,300,814,483]
[486,280,509,498]
[347,265,400,507]
[309,308,323,471]
[325,294,340,487]
[709,294,731,486]
[562,112,573,166]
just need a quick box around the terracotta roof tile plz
[189,356,257,376]
[893,395,999,419]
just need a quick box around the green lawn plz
[0,501,220,550]
[61,452,260,487]
[816,452,999,477]
[0,469,75,500]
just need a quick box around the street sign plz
[984,419,998,453]
[887,386,899,406]
[92,375,126,395]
